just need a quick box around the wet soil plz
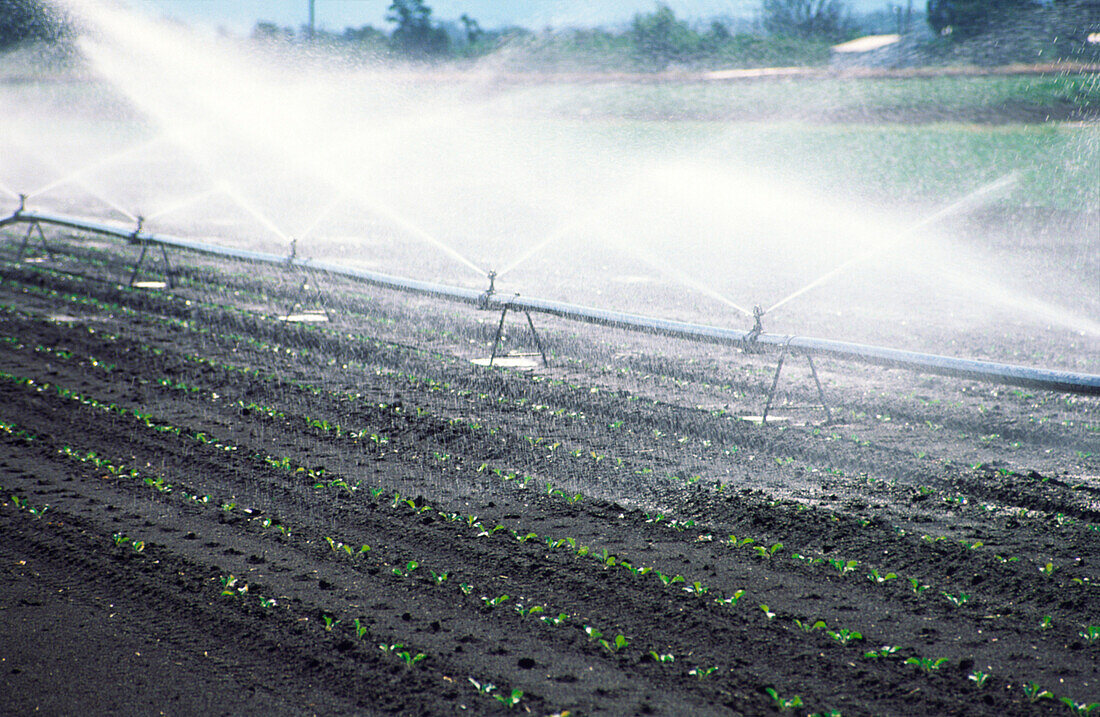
[0,232,1096,716]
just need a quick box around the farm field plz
[0,224,1096,715]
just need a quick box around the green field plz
[513,73,1100,213]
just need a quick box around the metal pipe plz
[3,208,1098,396]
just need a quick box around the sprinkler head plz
[129,216,145,244]
[17,194,26,213]
[745,304,765,346]
[478,270,497,310]
[287,237,297,264]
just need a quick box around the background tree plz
[925,0,1041,39]
[629,4,699,70]
[0,0,65,51]
[386,0,449,57]
[761,0,854,40]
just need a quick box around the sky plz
[131,0,896,34]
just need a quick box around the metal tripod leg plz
[805,353,832,424]
[761,349,788,425]
[128,242,149,286]
[19,221,52,260]
[761,341,831,425]
[128,240,174,288]
[489,304,509,366]
[489,305,550,368]
[524,310,549,367]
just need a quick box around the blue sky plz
[131,0,896,34]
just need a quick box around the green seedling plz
[599,634,629,652]
[131,540,145,553]
[112,532,131,547]
[493,688,523,708]
[392,560,419,577]
[540,613,568,626]
[909,578,930,596]
[353,618,368,639]
[760,605,776,620]
[648,651,675,663]
[379,643,403,655]
[765,688,803,711]
[459,582,473,595]
[481,594,510,608]
[968,670,990,687]
[430,571,449,585]
[905,657,949,672]
[1041,615,1054,630]
[1040,561,1056,576]
[715,589,746,607]
[583,625,603,642]
[468,677,495,694]
[259,597,277,608]
[867,569,898,584]
[397,651,426,667]
[28,504,48,518]
[942,592,970,607]
[827,628,862,645]
[795,619,827,633]
[322,614,338,631]
[1080,625,1100,643]
[863,645,901,659]
[688,666,718,679]
[1023,682,1054,703]
[728,535,754,547]
[1060,698,1100,714]
[684,581,708,595]
[515,532,538,544]
[514,604,544,617]
[830,559,860,575]
[219,574,247,597]
[657,573,685,587]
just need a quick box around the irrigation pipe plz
[3,207,1098,397]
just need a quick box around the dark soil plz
[0,231,1096,716]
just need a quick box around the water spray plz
[4,208,1095,395]
[765,173,1019,316]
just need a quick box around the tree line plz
[1,0,1096,65]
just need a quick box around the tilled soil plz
[0,232,1096,716]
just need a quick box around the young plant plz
[942,592,970,607]
[599,634,629,653]
[648,651,675,663]
[867,569,898,584]
[468,677,495,694]
[583,625,603,642]
[1080,625,1100,643]
[764,688,803,712]
[760,605,776,620]
[392,560,419,577]
[1023,682,1054,703]
[493,688,523,708]
[905,657,948,672]
[540,613,568,626]
[795,619,827,633]
[430,570,449,585]
[827,628,862,645]
[863,645,901,659]
[481,594,510,608]
[909,578,930,596]
[321,614,339,631]
[397,650,426,667]
[688,666,718,679]
[968,670,990,688]
[715,589,746,607]
[1060,698,1100,714]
